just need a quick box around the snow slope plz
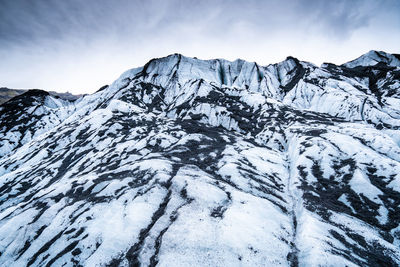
[0,51,400,266]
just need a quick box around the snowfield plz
[0,50,400,266]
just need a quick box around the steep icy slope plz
[0,51,400,266]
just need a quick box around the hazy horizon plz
[1,0,399,94]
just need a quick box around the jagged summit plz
[118,53,309,106]
[0,51,400,266]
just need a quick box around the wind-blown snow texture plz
[1,50,400,266]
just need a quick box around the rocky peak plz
[343,50,400,68]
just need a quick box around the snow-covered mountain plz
[1,50,400,266]
[343,50,400,68]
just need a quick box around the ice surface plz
[0,52,400,266]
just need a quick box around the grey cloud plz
[0,0,399,93]
[0,0,390,48]
[295,0,373,39]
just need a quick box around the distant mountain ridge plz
[0,50,399,266]
[0,87,82,105]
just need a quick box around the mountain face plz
[0,50,400,266]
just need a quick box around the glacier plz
[0,50,400,266]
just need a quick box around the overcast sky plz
[0,0,399,94]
